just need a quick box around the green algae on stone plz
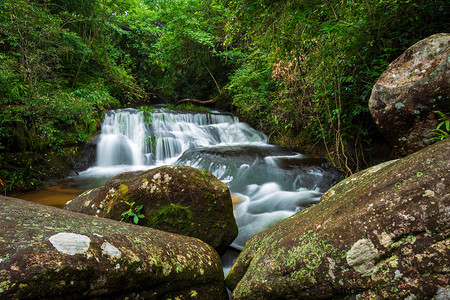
[148,204,193,233]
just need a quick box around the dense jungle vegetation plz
[0,0,448,193]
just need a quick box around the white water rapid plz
[78,107,339,252]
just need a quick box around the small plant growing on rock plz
[121,201,145,224]
[428,111,449,141]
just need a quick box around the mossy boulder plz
[0,196,227,299]
[369,33,449,156]
[225,139,449,299]
[65,165,237,255]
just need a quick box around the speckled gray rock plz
[226,138,449,299]
[369,33,449,156]
[65,165,237,255]
[0,197,227,299]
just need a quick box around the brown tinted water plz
[15,180,84,208]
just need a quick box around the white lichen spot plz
[153,173,161,181]
[164,174,171,182]
[434,287,450,300]
[141,181,149,189]
[394,270,403,280]
[49,233,90,255]
[115,264,120,269]
[423,190,435,197]
[101,242,122,259]
[87,254,93,259]
[346,239,379,277]
[327,257,336,281]
[378,232,393,248]
[10,265,19,271]
[108,188,116,197]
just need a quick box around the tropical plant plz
[428,111,449,141]
[121,201,145,224]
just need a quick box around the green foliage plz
[144,135,157,153]
[166,103,212,114]
[117,0,230,101]
[1,0,448,192]
[229,56,275,129]
[224,0,449,174]
[148,204,192,232]
[121,201,145,224]
[428,111,449,141]
[139,105,155,125]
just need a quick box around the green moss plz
[80,189,92,196]
[205,191,215,205]
[148,204,193,233]
[126,260,144,272]
[0,280,14,294]
[118,184,129,201]
[199,169,211,180]
[166,103,212,114]
[144,135,157,153]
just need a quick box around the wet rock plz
[0,196,227,299]
[65,165,237,255]
[369,33,450,156]
[177,145,298,165]
[72,137,98,172]
[225,139,449,299]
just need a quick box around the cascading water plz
[79,107,339,254]
[96,109,147,166]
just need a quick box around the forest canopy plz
[0,0,448,191]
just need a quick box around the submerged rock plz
[65,165,237,255]
[369,33,449,156]
[226,139,449,299]
[0,196,227,299]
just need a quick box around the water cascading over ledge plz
[79,107,340,250]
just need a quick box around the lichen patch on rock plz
[101,242,121,259]
[49,232,91,255]
[346,238,379,276]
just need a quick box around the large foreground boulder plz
[0,196,227,299]
[65,165,237,255]
[369,33,449,156]
[226,139,449,299]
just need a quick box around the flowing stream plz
[18,107,339,273]
[78,108,339,249]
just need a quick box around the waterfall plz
[80,107,339,250]
[96,109,146,166]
